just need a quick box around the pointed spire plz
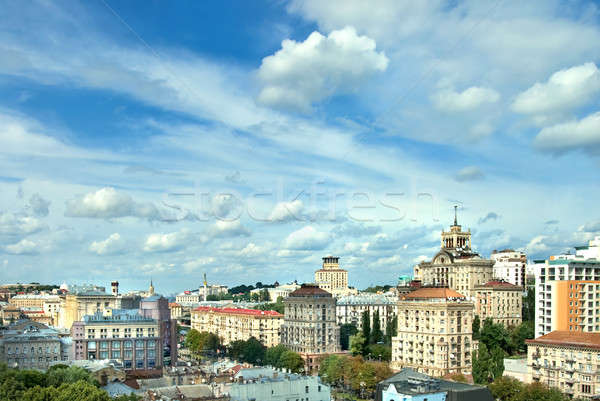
[454,205,458,226]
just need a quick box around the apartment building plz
[58,291,118,330]
[336,293,397,332]
[413,214,494,300]
[71,310,161,373]
[474,280,522,328]
[315,256,357,297]
[0,322,70,370]
[9,294,60,309]
[391,287,475,377]
[527,331,600,399]
[491,249,527,288]
[534,237,600,337]
[191,306,283,347]
[280,284,342,374]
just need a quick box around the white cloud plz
[65,187,161,220]
[89,233,125,256]
[432,86,499,112]
[5,239,38,255]
[208,220,250,238]
[27,193,51,217]
[143,230,189,253]
[454,166,485,182]
[238,242,270,258]
[533,111,600,154]
[523,235,550,255]
[413,255,429,264]
[183,257,216,273]
[344,241,369,253]
[283,225,330,250]
[0,213,46,238]
[512,63,600,115]
[212,194,243,220]
[268,200,304,222]
[258,26,388,112]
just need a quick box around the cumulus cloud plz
[208,220,251,238]
[478,212,500,224]
[432,86,499,112]
[5,239,38,255]
[211,194,243,220]
[533,111,600,154]
[283,225,330,250]
[238,242,270,258]
[65,187,161,220]
[579,220,600,233]
[512,62,600,115]
[344,241,369,253]
[454,166,484,182]
[143,230,189,253]
[268,200,303,222]
[0,213,46,239]
[89,233,125,255]
[258,26,388,112]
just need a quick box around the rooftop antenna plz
[454,205,458,226]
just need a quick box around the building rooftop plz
[83,310,155,323]
[288,283,332,298]
[476,280,523,289]
[526,331,600,350]
[337,294,396,305]
[402,287,465,300]
[193,306,283,317]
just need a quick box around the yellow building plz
[474,280,522,328]
[527,331,600,399]
[9,294,59,309]
[191,307,283,347]
[391,287,475,377]
[58,292,117,330]
[315,256,356,297]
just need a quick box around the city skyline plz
[1,1,600,293]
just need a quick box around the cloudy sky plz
[1,0,600,294]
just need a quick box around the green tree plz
[20,385,59,401]
[259,288,270,302]
[265,344,289,367]
[45,366,97,387]
[490,346,505,380]
[384,315,397,345]
[366,344,391,362]
[318,355,343,386]
[515,381,566,401]
[185,329,202,352]
[349,332,366,356]
[370,310,383,344]
[472,315,481,340]
[113,393,142,401]
[361,310,371,344]
[16,369,47,388]
[480,318,514,355]
[488,376,523,401]
[472,343,492,384]
[340,324,358,351]
[0,375,25,401]
[234,337,266,365]
[279,350,304,373]
[510,321,534,354]
[54,380,110,401]
[522,287,535,323]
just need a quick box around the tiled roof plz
[402,287,465,300]
[526,331,600,350]
[289,284,332,297]
[477,280,522,289]
[193,306,282,317]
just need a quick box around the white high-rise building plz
[491,249,527,288]
[534,236,600,338]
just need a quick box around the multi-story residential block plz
[391,287,475,377]
[413,212,494,300]
[72,310,162,373]
[336,293,397,332]
[169,302,183,319]
[526,331,600,399]
[138,295,178,366]
[280,284,342,374]
[0,321,70,370]
[474,280,522,328]
[191,307,283,347]
[9,294,60,309]
[534,237,600,337]
[315,257,357,297]
[491,249,527,287]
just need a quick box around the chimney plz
[111,281,119,297]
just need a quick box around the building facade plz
[314,257,356,297]
[491,249,527,288]
[527,331,600,399]
[71,310,162,373]
[280,284,342,374]
[534,237,600,337]
[336,294,397,333]
[391,287,475,377]
[474,280,523,328]
[191,307,283,347]
[58,291,118,330]
[413,214,494,300]
[229,373,331,401]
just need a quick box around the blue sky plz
[1,0,600,294]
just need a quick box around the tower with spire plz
[440,205,471,250]
[148,279,155,296]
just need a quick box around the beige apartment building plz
[527,331,600,399]
[9,294,60,309]
[315,256,356,297]
[414,213,494,300]
[391,287,475,377]
[191,306,283,347]
[474,280,523,328]
[58,292,118,330]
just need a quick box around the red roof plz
[193,306,282,317]
[402,287,465,300]
[526,331,600,350]
[168,302,181,307]
[289,284,332,297]
[478,280,522,289]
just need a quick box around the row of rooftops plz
[526,331,600,350]
[192,306,283,317]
